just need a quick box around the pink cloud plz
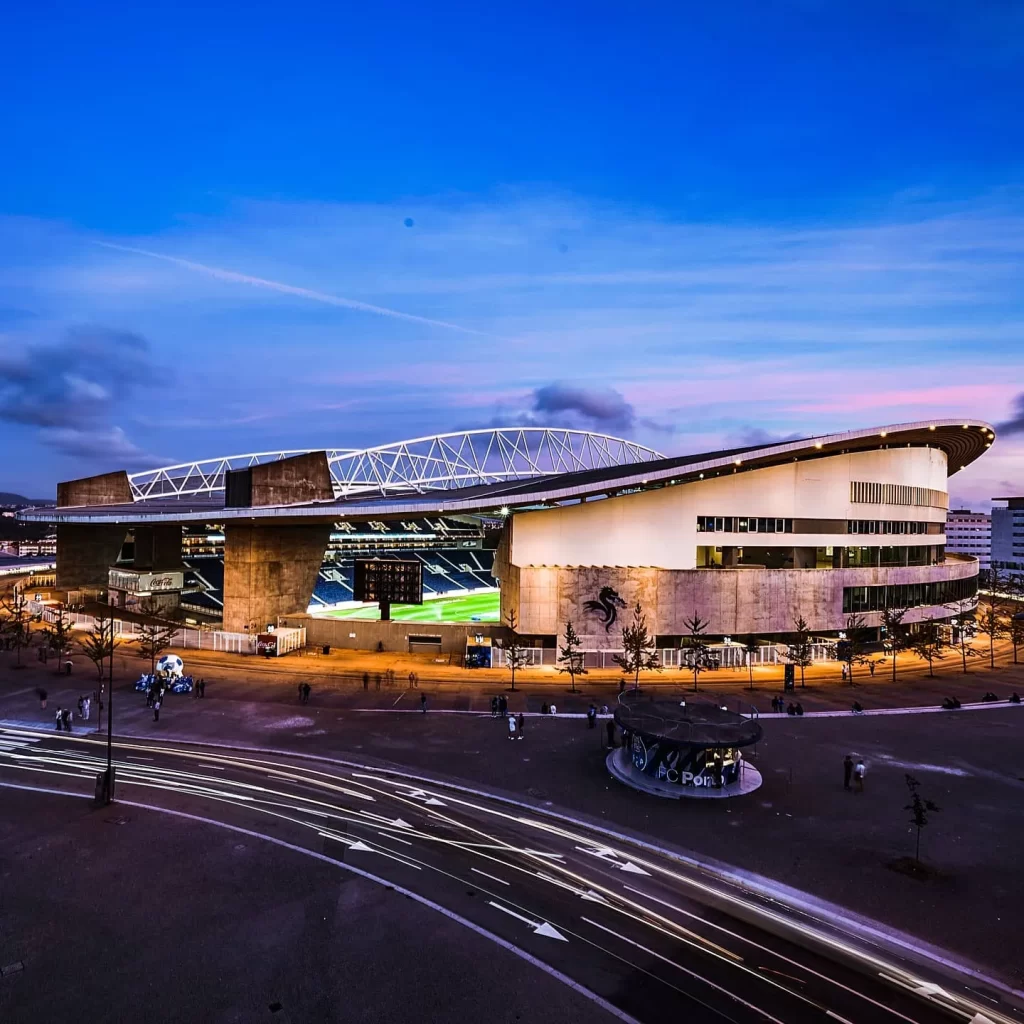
[789,383,1017,414]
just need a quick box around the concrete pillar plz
[132,525,183,570]
[721,546,739,567]
[55,525,128,591]
[222,523,331,633]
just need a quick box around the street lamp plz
[104,616,115,804]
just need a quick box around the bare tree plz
[975,599,1007,671]
[789,616,814,689]
[945,598,980,674]
[613,602,660,691]
[503,610,528,692]
[136,622,178,677]
[910,617,946,678]
[740,635,759,690]
[1010,615,1024,666]
[0,591,33,668]
[880,604,909,684]
[679,612,712,692]
[42,607,74,673]
[79,614,120,683]
[904,773,940,865]
[840,614,871,684]
[557,620,587,693]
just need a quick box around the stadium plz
[19,420,993,658]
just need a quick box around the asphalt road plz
[0,724,1019,1024]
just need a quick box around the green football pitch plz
[320,590,500,623]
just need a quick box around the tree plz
[136,621,178,677]
[945,598,980,674]
[79,614,120,683]
[1010,615,1024,666]
[0,591,33,668]
[42,607,74,673]
[789,616,814,689]
[975,599,1007,671]
[839,614,871,684]
[557,620,587,693]
[904,773,940,865]
[503,610,528,692]
[879,604,909,684]
[910,618,946,677]
[613,602,660,691]
[740,635,760,690]
[679,612,712,692]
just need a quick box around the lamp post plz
[105,616,115,804]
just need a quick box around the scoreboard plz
[354,559,423,606]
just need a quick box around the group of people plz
[770,695,804,716]
[297,682,312,704]
[361,670,418,690]
[843,754,866,792]
[53,706,75,731]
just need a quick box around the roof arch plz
[126,428,664,501]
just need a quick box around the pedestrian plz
[787,702,796,716]
[409,671,416,689]
[843,754,853,790]
[587,704,597,728]
[363,672,370,691]
[55,707,64,731]
[77,696,85,717]
[507,715,517,740]
[375,674,381,691]
[198,679,206,698]
[853,758,865,793]
[146,686,154,708]
[491,696,499,718]
[153,698,161,723]
[63,708,73,733]
[82,697,91,721]
[606,719,616,748]
[420,693,427,714]
[303,682,312,704]
[549,703,556,715]
[499,695,507,718]
[868,661,876,677]
[516,712,524,739]
[37,688,47,710]
[540,701,550,715]
[795,703,804,716]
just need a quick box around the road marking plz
[827,1012,856,1024]
[472,867,509,886]
[392,690,406,707]
[197,763,225,770]
[582,916,786,1024]
[488,901,568,941]
[379,832,414,846]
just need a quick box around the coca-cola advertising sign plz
[256,633,278,655]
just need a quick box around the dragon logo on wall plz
[584,586,627,632]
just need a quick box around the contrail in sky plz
[95,241,490,336]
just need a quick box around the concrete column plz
[55,525,128,591]
[222,524,331,634]
[721,546,739,567]
[132,525,183,570]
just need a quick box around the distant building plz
[17,536,57,557]
[945,509,991,569]
[991,497,1024,571]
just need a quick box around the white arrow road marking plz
[488,901,568,941]
[969,1013,997,1024]
[618,861,651,876]
[400,787,447,807]
[536,873,611,905]
[471,867,510,886]
[574,847,650,875]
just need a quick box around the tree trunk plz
[891,652,897,684]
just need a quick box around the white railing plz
[492,642,837,670]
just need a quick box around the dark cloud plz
[532,383,637,433]
[732,427,804,447]
[0,326,162,466]
[996,394,1024,435]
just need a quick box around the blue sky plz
[1,1,1022,504]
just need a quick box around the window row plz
[840,546,942,568]
[850,482,948,508]
[697,517,793,533]
[842,576,978,614]
[848,520,933,535]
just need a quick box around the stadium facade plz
[19,421,993,652]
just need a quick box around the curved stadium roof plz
[19,419,996,525]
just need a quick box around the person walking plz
[490,696,499,718]
[55,707,64,731]
[153,698,161,723]
[82,696,90,721]
[302,682,312,704]
[843,754,853,790]
[516,712,524,740]
[363,672,370,691]
[77,696,85,718]
[507,715,517,740]
[38,688,48,710]
[498,695,507,718]
[420,693,428,714]
[587,704,597,729]
[198,679,206,699]
[63,708,73,733]
[841,663,848,683]
[375,674,381,691]
[409,671,416,689]
[853,758,865,793]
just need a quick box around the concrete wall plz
[55,524,127,591]
[509,447,949,571]
[222,524,332,633]
[251,451,333,507]
[132,525,184,570]
[513,556,979,643]
[57,470,133,508]
[279,614,500,655]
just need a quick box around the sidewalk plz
[3,657,1024,989]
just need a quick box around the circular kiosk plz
[608,699,763,799]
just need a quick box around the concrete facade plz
[251,451,334,507]
[131,525,184,571]
[222,524,332,633]
[56,470,133,509]
[279,614,500,656]
[55,524,127,592]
